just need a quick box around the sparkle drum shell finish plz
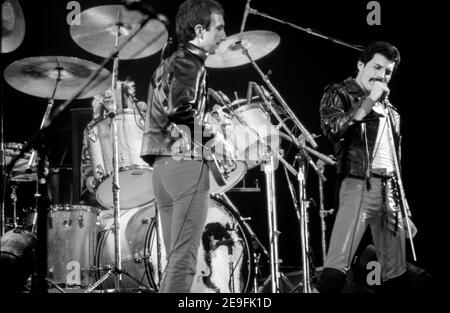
[26,205,100,288]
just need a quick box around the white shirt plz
[371,102,395,173]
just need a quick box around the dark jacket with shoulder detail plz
[319,77,401,179]
[140,42,210,165]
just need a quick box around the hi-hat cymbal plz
[70,5,168,59]
[205,31,280,68]
[4,56,112,99]
[1,0,26,53]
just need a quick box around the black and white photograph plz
[0,0,436,306]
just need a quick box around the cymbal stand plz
[219,85,298,293]
[238,44,336,292]
[29,70,61,293]
[85,12,151,293]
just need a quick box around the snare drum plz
[86,109,153,209]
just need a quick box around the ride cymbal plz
[4,56,112,99]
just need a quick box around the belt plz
[371,168,394,178]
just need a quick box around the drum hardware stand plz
[235,38,336,292]
[220,79,300,293]
[85,11,165,292]
[229,178,261,192]
[85,14,143,293]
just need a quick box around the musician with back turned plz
[140,0,226,293]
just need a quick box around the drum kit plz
[0,0,359,294]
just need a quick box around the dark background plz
[1,0,436,281]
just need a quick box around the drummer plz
[79,79,145,207]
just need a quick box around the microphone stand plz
[385,101,417,261]
[316,160,334,265]
[246,6,363,51]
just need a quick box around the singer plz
[140,0,226,293]
[317,41,417,293]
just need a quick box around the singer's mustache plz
[370,77,387,83]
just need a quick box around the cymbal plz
[4,56,112,99]
[70,5,168,59]
[1,0,26,53]
[205,31,280,68]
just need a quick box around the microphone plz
[122,0,169,25]
[382,90,390,103]
[240,0,252,33]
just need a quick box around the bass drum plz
[95,197,254,293]
[148,197,255,293]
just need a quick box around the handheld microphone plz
[122,0,169,25]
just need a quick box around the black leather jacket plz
[319,77,401,179]
[140,42,210,165]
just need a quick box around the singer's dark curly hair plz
[359,41,401,73]
[175,0,224,44]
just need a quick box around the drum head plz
[96,168,154,210]
[148,196,254,293]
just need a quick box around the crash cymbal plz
[70,5,168,59]
[4,56,112,99]
[205,31,280,68]
[1,0,26,53]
